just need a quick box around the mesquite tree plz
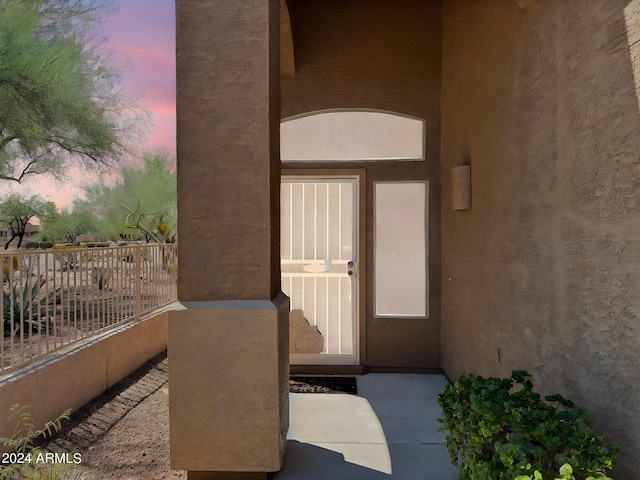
[0,193,46,249]
[84,149,177,243]
[38,200,97,244]
[0,0,147,183]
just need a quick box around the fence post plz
[134,246,142,319]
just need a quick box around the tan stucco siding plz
[441,1,640,477]
[176,0,281,302]
[0,310,170,449]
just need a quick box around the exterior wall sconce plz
[452,165,471,211]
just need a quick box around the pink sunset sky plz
[13,0,176,207]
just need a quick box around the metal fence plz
[0,244,177,374]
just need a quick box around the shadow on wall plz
[441,1,640,479]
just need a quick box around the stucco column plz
[169,1,288,478]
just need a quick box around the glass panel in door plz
[281,178,358,365]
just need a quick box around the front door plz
[281,177,359,365]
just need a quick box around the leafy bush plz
[24,241,54,250]
[83,242,110,248]
[0,404,76,480]
[515,463,613,480]
[438,370,618,480]
[52,244,82,250]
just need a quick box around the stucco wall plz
[176,0,281,303]
[441,1,640,477]
[282,0,442,368]
[0,309,172,447]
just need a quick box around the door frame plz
[282,169,367,368]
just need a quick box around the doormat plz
[289,376,357,394]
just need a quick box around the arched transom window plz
[281,110,425,161]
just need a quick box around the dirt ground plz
[37,353,341,479]
[42,353,186,480]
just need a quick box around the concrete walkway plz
[44,355,458,479]
[276,374,459,480]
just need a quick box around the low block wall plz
[0,303,178,446]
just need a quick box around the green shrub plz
[24,241,54,250]
[52,244,81,250]
[83,242,110,248]
[437,370,618,480]
[0,404,78,480]
[515,463,613,480]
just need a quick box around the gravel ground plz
[42,352,186,480]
